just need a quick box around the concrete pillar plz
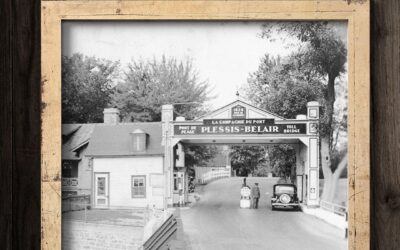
[294,144,302,202]
[306,101,320,206]
[162,104,174,208]
[306,138,319,206]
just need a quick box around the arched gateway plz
[162,99,320,208]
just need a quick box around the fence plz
[320,200,348,238]
[62,194,91,213]
[198,169,231,184]
[62,202,155,227]
[320,200,347,217]
[62,205,149,250]
[142,212,177,250]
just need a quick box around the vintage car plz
[271,184,300,210]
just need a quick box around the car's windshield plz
[275,186,295,194]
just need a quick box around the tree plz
[230,146,267,176]
[253,22,348,202]
[267,145,297,181]
[247,54,325,119]
[113,56,211,122]
[113,56,214,169]
[184,145,219,177]
[62,53,119,123]
[246,54,323,182]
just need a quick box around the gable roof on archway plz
[195,99,286,121]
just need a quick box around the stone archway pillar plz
[162,104,174,208]
[294,144,304,202]
[306,101,320,207]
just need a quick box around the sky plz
[62,21,347,109]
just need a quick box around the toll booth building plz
[62,99,321,210]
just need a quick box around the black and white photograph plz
[61,21,348,250]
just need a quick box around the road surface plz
[177,177,347,250]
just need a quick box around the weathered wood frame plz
[41,1,370,249]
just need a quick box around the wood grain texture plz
[372,0,400,249]
[40,1,369,249]
[1,0,400,249]
[0,0,42,249]
[0,0,13,248]
[12,0,42,247]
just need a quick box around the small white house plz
[86,109,165,209]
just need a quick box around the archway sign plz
[162,99,320,208]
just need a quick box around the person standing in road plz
[251,183,261,209]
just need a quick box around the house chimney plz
[103,108,120,125]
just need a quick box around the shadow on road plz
[169,208,193,250]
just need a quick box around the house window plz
[97,177,106,195]
[131,130,147,152]
[131,176,146,198]
[62,160,78,178]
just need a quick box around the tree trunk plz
[320,74,337,202]
[326,153,348,202]
[321,143,348,203]
[320,137,333,201]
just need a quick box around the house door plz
[94,173,109,208]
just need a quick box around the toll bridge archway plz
[161,100,320,208]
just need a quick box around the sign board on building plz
[203,118,275,125]
[174,119,306,135]
[231,105,246,118]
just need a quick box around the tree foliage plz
[184,145,218,168]
[62,53,119,123]
[184,145,219,177]
[260,21,347,142]
[112,56,211,122]
[230,146,267,175]
[63,54,214,168]
[247,54,325,119]
[246,22,348,202]
[268,145,296,180]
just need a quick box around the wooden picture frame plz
[41,1,370,249]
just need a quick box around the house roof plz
[62,124,96,160]
[86,123,164,157]
[62,124,82,136]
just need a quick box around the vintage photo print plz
[61,21,348,250]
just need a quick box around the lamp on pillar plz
[307,101,320,120]
[307,101,320,135]
[175,143,185,168]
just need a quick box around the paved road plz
[178,177,347,250]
